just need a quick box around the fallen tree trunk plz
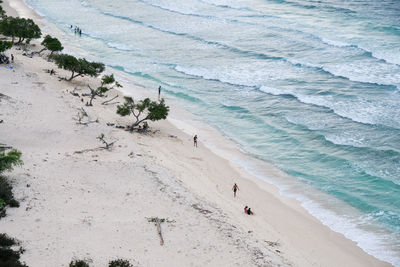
[156,218,164,246]
[102,95,119,105]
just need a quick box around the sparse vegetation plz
[97,133,116,150]
[87,74,122,106]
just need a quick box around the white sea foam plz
[107,42,135,51]
[321,37,353,48]
[233,158,400,267]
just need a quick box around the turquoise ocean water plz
[23,0,400,265]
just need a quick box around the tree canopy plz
[0,17,41,44]
[0,40,12,53]
[117,97,169,129]
[41,35,63,55]
[0,6,5,18]
[51,53,105,81]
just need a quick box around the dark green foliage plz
[0,234,27,267]
[108,259,133,267]
[0,146,22,218]
[0,234,16,247]
[41,35,63,55]
[87,74,122,106]
[0,6,5,19]
[69,260,90,267]
[0,148,22,174]
[51,53,105,81]
[0,40,12,53]
[0,176,19,218]
[0,16,41,44]
[8,199,19,208]
[117,97,169,129]
[0,248,20,262]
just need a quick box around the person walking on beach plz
[232,183,239,197]
[11,54,14,63]
[158,86,161,99]
[193,135,198,147]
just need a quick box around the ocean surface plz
[23,0,400,265]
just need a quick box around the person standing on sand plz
[232,183,239,197]
[11,54,14,63]
[247,207,254,215]
[193,135,198,147]
[158,86,161,99]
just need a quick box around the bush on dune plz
[69,260,90,267]
[109,259,133,267]
[0,234,27,267]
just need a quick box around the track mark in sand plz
[189,157,202,161]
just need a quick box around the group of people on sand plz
[232,183,254,215]
[70,25,82,36]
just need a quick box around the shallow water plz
[24,0,400,265]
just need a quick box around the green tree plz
[0,40,12,53]
[87,74,122,106]
[51,53,105,81]
[0,17,41,44]
[117,97,169,129]
[39,34,63,55]
[0,6,5,18]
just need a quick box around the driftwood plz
[156,219,164,246]
[74,108,98,125]
[97,133,116,150]
[102,95,119,105]
[147,217,174,246]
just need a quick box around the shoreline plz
[1,0,395,266]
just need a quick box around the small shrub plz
[0,241,27,267]
[69,260,90,267]
[109,259,133,267]
[8,199,19,208]
[0,247,20,262]
[0,176,19,218]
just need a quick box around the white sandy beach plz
[0,0,394,266]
